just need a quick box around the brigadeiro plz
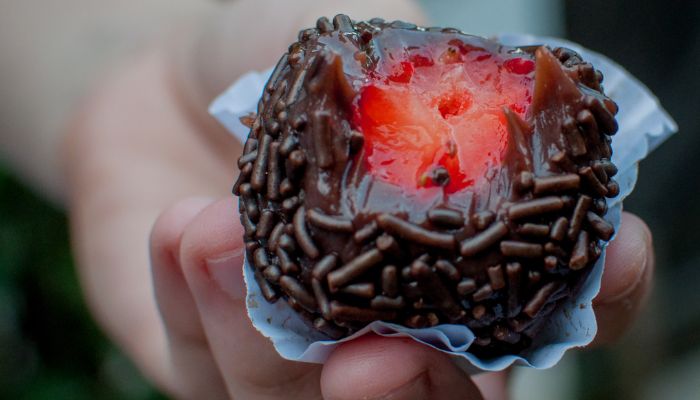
[233,14,620,357]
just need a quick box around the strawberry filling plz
[353,38,534,194]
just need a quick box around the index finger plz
[178,197,324,398]
[593,211,654,346]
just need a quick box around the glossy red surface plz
[354,39,535,194]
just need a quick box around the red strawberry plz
[354,39,535,194]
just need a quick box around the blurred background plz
[0,0,697,398]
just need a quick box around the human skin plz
[63,0,654,398]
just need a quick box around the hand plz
[62,0,427,398]
[149,199,652,400]
[63,0,653,397]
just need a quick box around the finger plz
[150,197,228,399]
[179,197,322,399]
[472,371,509,400]
[179,0,427,112]
[592,211,654,346]
[321,335,486,400]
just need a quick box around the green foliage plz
[0,166,165,400]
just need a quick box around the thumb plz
[321,334,486,400]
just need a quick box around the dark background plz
[567,1,700,399]
[0,1,697,399]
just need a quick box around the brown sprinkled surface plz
[233,15,619,356]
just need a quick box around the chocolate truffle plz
[233,15,619,357]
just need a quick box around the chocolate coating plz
[233,15,619,357]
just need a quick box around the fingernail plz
[598,222,653,305]
[206,248,246,300]
[600,249,648,306]
[595,211,656,307]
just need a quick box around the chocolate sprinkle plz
[286,66,308,106]
[381,265,399,297]
[280,276,317,312]
[266,54,289,93]
[494,325,521,344]
[232,163,253,195]
[255,210,275,240]
[501,241,544,258]
[279,178,295,197]
[311,278,331,319]
[579,166,608,197]
[473,285,494,302]
[405,314,428,329]
[312,254,338,280]
[377,214,454,249]
[411,260,463,320]
[533,174,580,195]
[327,249,383,291]
[506,263,522,317]
[251,134,271,191]
[488,264,506,290]
[266,142,282,200]
[518,223,550,238]
[544,255,558,271]
[253,247,270,269]
[306,208,354,232]
[330,301,397,322]
[550,217,569,242]
[371,296,405,310]
[293,207,320,259]
[254,268,278,302]
[312,111,334,169]
[340,283,376,298]
[268,222,285,251]
[544,242,567,258]
[333,14,354,32]
[313,317,345,339]
[275,247,299,275]
[435,260,461,281]
[237,150,258,168]
[591,161,610,184]
[586,211,614,240]
[569,231,590,270]
[427,208,465,227]
[375,234,400,256]
[585,96,618,135]
[288,150,306,175]
[263,265,282,283]
[568,195,592,240]
[508,197,565,220]
[523,282,560,318]
[353,221,379,243]
[460,221,508,257]
[564,118,588,157]
[240,211,256,239]
[516,171,534,192]
[316,16,333,33]
[277,233,296,254]
[606,180,620,198]
[279,134,298,156]
[472,211,496,231]
[457,279,477,297]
